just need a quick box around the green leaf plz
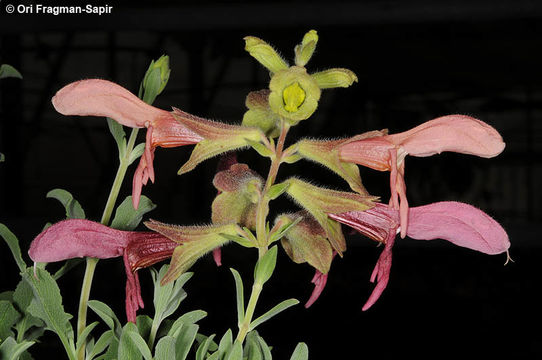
[195,334,216,360]
[118,323,153,360]
[88,300,122,337]
[95,334,118,360]
[230,268,245,326]
[154,336,176,360]
[13,279,43,341]
[225,341,243,360]
[46,188,86,219]
[0,223,27,272]
[0,153,5,162]
[220,233,255,248]
[110,195,156,231]
[136,315,152,342]
[106,117,127,158]
[243,332,263,360]
[88,330,114,360]
[128,143,146,165]
[22,267,75,358]
[250,299,299,331]
[75,322,99,355]
[255,333,272,360]
[266,182,290,201]
[246,139,274,158]
[253,246,278,286]
[174,323,198,360]
[0,337,34,360]
[0,64,23,79]
[217,329,233,357]
[290,342,309,360]
[173,310,207,327]
[0,300,20,341]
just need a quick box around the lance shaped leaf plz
[244,36,289,73]
[285,178,377,254]
[295,29,318,67]
[110,195,156,231]
[0,64,23,79]
[46,188,86,219]
[144,221,243,284]
[297,138,368,194]
[311,68,358,89]
[276,212,333,274]
[172,108,265,175]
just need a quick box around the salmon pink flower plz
[52,79,203,209]
[329,201,510,310]
[338,115,505,237]
[28,219,178,323]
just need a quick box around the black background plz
[1,1,541,358]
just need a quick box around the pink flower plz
[338,115,505,237]
[329,201,510,310]
[28,219,178,323]
[52,79,203,209]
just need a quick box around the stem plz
[237,120,289,343]
[76,127,140,360]
[255,120,289,247]
[236,282,263,343]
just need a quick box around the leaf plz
[266,182,290,201]
[250,299,299,331]
[243,332,263,360]
[110,195,156,231]
[225,341,243,360]
[246,139,274,158]
[128,143,146,165]
[118,323,153,360]
[154,336,176,360]
[230,268,245,325]
[0,337,34,360]
[173,310,207,327]
[12,280,43,340]
[255,333,272,360]
[106,117,127,158]
[0,300,20,341]
[217,329,233,357]
[88,330,114,360]
[94,335,118,360]
[22,267,75,358]
[0,223,27,272]
[253,246,277,286]
[290,342,309,360]
[195,334,216,360]
[88,300,122,337]
[46,188,86,219]
[174,323,199,360]
[0,153,5,162]
[0,64,23,79]
[75,322,99,355]
[136,315,152,341]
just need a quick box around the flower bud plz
[277,211,333,274]
[212,163,263,229]
[311,68,358,89]
[242,89,281,138]
[294,30,319,67]
[244,36,289,74]
[142,55,171,103]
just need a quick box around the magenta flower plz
[338,115,505,237]
[329,201,510,310]
[52,79,204,208]
[28,219,178,323]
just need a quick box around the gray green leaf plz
[46,189,86,219]
[0,223,27,273]
[0,64,23,79]
[290,342,309,360]
[250,298,299,331]
[110,195,156,231]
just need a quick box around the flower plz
[52,79,266,209]
[244,30,358,124]
[52,79,203,209]
[28,219,178,323]
[337,115,506,237]
[329,201,510,310]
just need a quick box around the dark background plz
[1,0,541,358]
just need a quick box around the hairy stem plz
[76,128,140,360]
[237,120,289,343]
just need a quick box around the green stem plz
[237,120,289,343]
[76,127,140,360]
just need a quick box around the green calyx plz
[242,89,281,138]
